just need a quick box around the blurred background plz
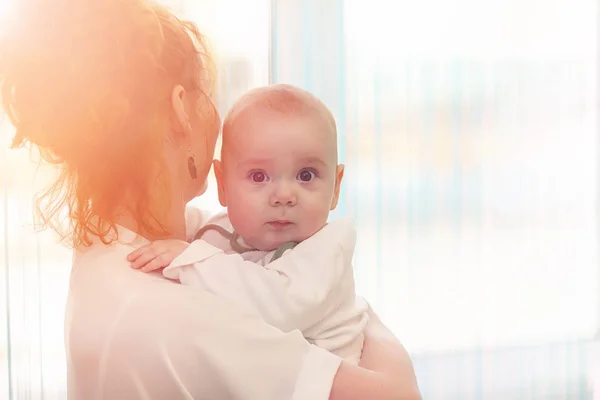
[1,0,598,398]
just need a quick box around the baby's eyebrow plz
[236,158,270,169]
[297,156,327,167]
[235,156,328,170]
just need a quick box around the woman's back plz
[65,226,342,399]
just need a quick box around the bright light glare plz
[186,0,269,57]
[0,0,14,22]
[345,0,596,61]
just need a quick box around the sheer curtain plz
[0,127,71,399]
[272,0,597,398]
[341,0,598,352]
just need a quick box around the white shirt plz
[163,211,369,363]
[64,208,342,400]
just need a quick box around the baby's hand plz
[127,239,189,273]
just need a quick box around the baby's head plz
[214,84,344,251]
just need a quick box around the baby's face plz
[217,110,342,251]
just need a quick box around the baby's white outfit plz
[163,211,369,363]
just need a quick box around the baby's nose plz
[270,183,297,206]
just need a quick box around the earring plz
[187,147,198,180]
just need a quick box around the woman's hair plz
[0,0,214,247]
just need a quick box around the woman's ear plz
[213,159,227,207]
[170,85,190,144]
[330,164,345,210]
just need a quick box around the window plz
[343,0,599,352]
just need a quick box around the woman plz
[0,0,421,399]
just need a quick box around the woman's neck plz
[114,199,187,242]
[114,214,185,242]
[113,166,190,242]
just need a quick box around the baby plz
[130,84,368,363]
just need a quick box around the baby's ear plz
[213,159,227,207]
[330,164,345,210]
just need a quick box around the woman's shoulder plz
[68,239,261,338]
[70,244,280,345]
[66,239,341,400]
[67,240,257,370]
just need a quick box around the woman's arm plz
[360,307,421,392]
[329,307,422,400]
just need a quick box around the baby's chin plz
[242,223,328,252]
[249,235,309,252]
[252,240,296,252]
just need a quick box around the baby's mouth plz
[267,220,293,229]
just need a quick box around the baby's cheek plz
[229,206,250,230]
[228,202,261,237]
[302,207,330,237]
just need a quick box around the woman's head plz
[0,0,220,246]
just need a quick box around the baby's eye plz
[297,169,317,182]
[249,171,268,183]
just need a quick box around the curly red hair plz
[0,0,214,247]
